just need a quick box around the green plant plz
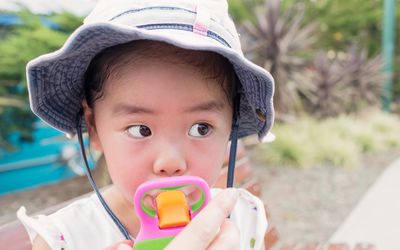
[255,126,313,167]
[298,46,385,118]
[0,11,81,149]
[229,0,263,23]
[295,51,345,118]
[239,0,317,117]
[235,0,399,117]
[295,0,399,112]
[343,46,385,112]
[253,111,400,168]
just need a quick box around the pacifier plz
[133,176,211,250]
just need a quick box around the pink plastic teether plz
[134,176,210,242]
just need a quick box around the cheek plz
[106,156,150,202]
[190,139,229,187]
[101,140,152,203]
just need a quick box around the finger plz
[103,240,133,250]
[208,219,240,250]
[165,188,239,250]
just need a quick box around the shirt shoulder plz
[17,193,122,250]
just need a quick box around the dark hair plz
[84,40,236,108]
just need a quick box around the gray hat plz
[26,0,275,140]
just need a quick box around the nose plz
[153,145,187,177]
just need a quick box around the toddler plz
[17,0,275,249]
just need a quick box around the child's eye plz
[127,125,152,138]
[188,123,212,138]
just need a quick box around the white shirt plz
[18,188,267,250]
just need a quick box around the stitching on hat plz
[138,23,231,48]
[31,68,42,107]
[38,104,70,127]
[109,6,237,49]
[234,65,272,138]
[110,6,195,21]
[110,6,223,31]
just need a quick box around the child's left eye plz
[188,123,212,138]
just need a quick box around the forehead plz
[105,58,227,101]
[105,41,232,82]
[94,58,233,120]
[85,40,236,108]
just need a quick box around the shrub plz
[239,0,317,116]
[253,111,400,168]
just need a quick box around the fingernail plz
[117,243,132,250]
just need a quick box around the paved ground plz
[329,156,400,249]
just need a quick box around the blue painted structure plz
[0,13,22,26]
[0,13,59,29]
[0,121,92,195]
[0,13,90,196]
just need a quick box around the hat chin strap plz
[226,92,241,188]
[76,110,133,241]
[75,93,240,240]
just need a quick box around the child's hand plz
[103,240,133,250]
[165,188,240,250]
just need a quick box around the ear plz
[81,99,103,152]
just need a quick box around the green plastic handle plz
[133,236,175,250]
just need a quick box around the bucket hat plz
[26,0,275,141]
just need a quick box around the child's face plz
[85,58,233,203]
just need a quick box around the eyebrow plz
[185,100,225,113]
[112,100,225,116]
[112,104,155,116]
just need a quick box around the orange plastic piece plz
[155,190,190,229]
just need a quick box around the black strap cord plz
[76,110,133,241]
[226,92,241,188]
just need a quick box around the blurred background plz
[0,0,399,249]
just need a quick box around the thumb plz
[117,242,133,250]
[103,240,133,250]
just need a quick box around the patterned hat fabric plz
[27,0,275,140]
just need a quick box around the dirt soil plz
[1,150,399,247]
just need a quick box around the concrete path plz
[329,156,400,250]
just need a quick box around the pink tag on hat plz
[193,6,210,36]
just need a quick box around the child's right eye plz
[127,125,152,138]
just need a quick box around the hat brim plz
[27,23,274,140]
